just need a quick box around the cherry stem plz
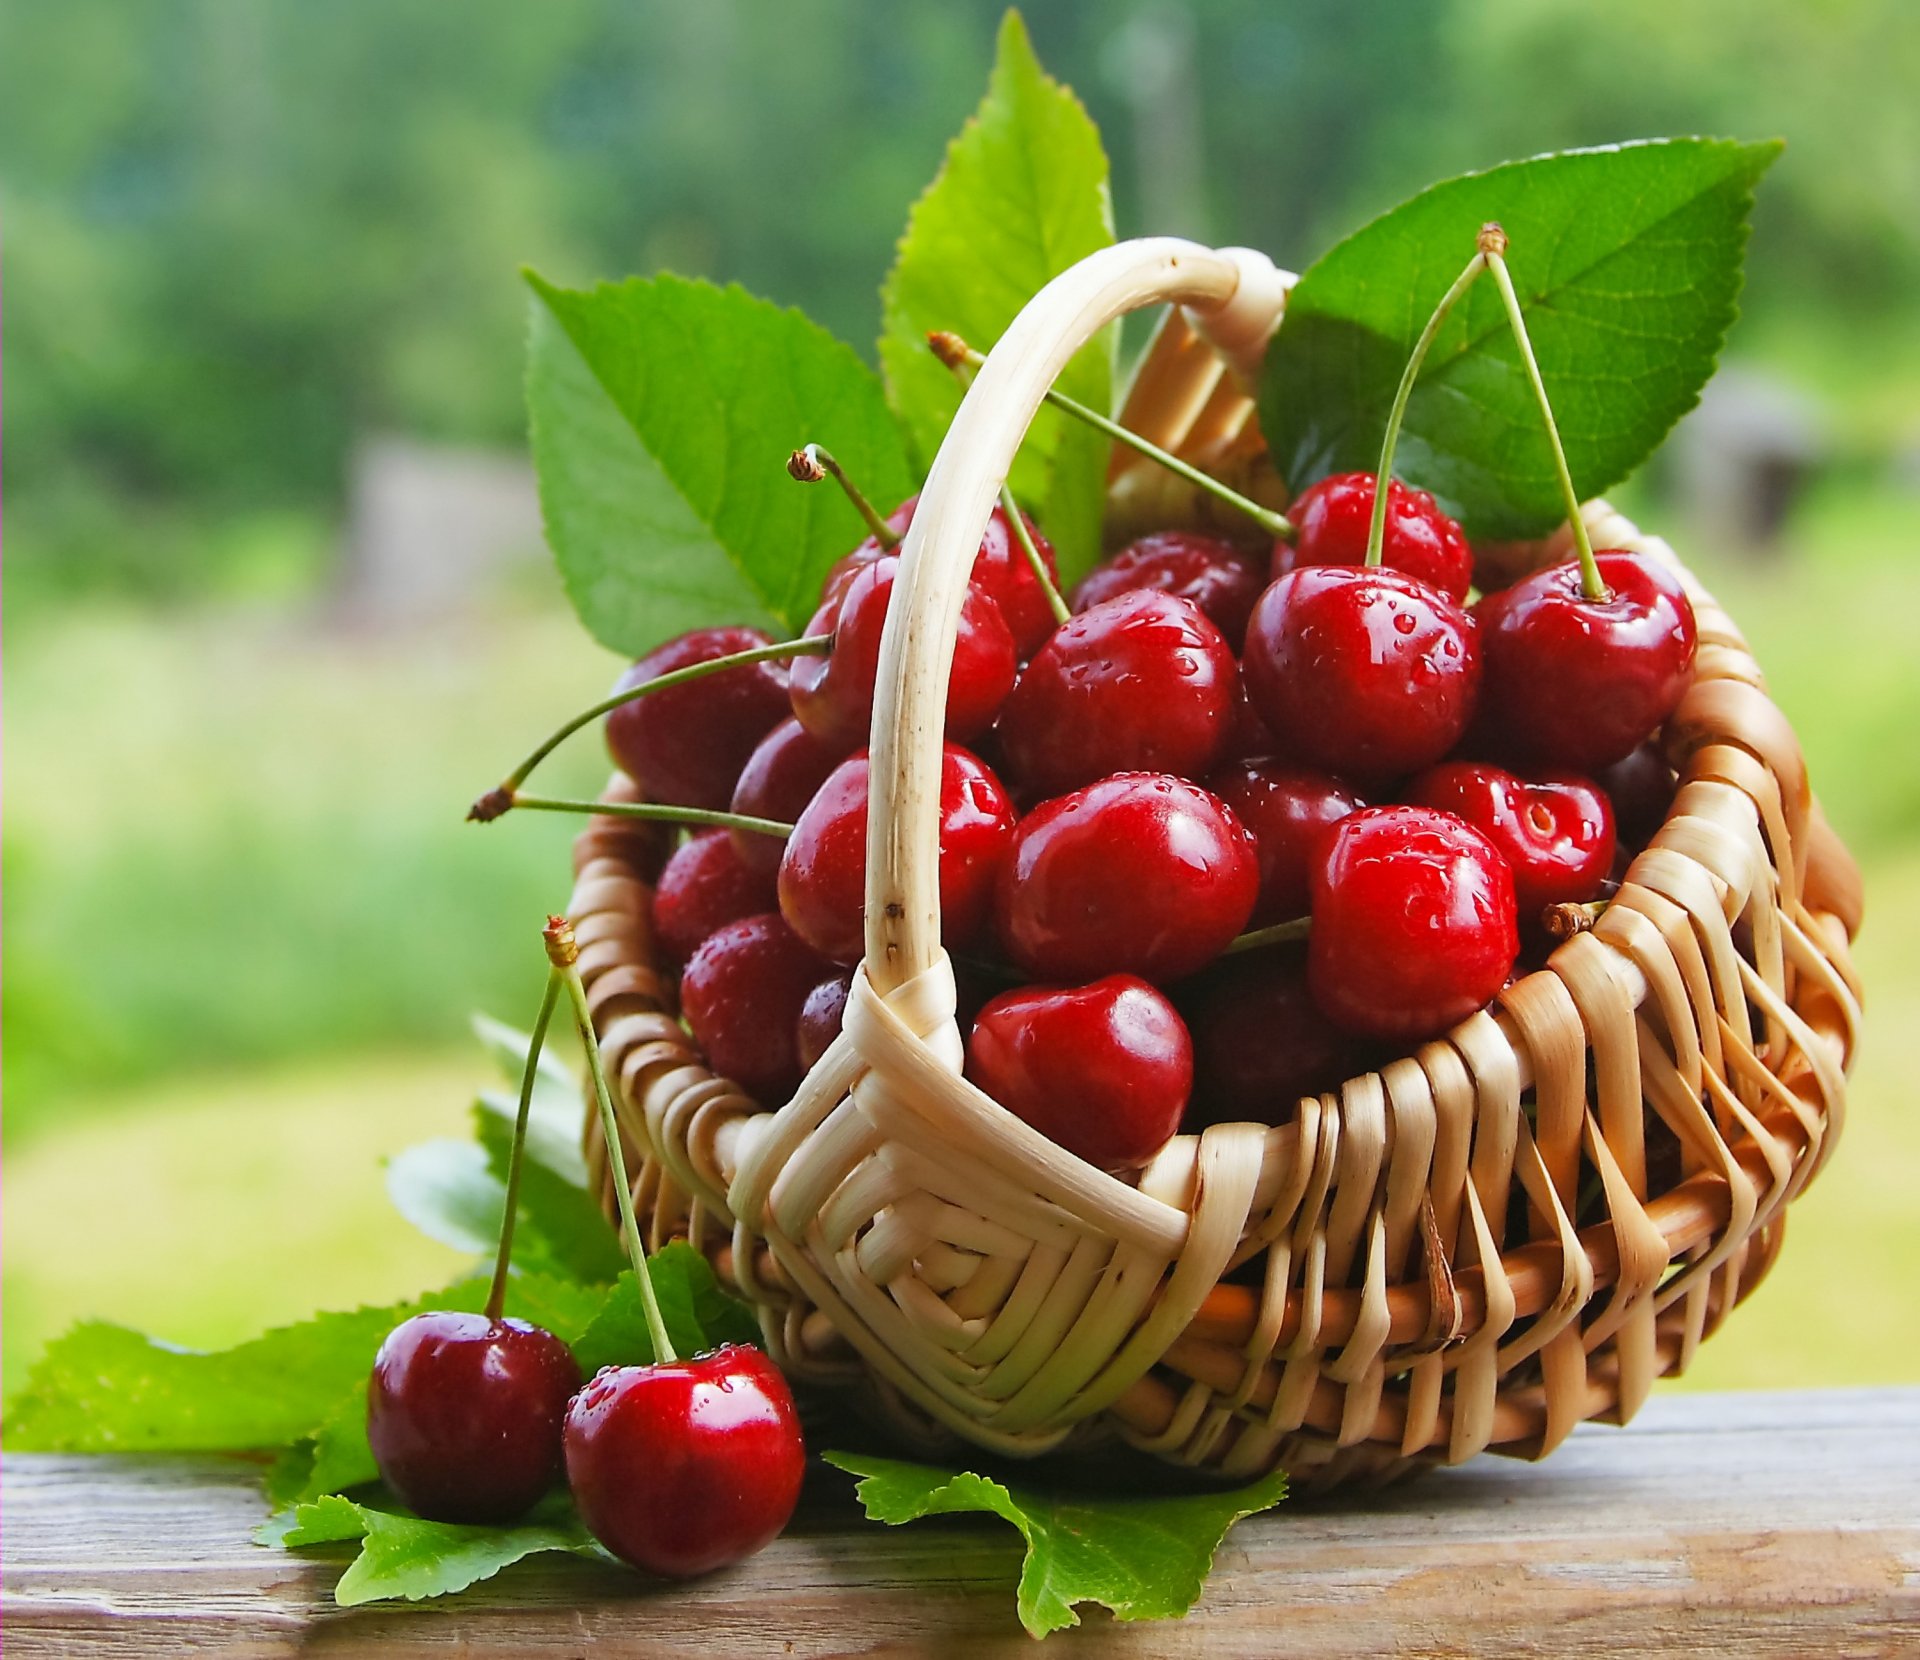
[788,444,900,548]
[1479,230,1607,601]
[485,968,562,1323]
[998,484,1072,625]
[504,795,793,839]
[548,914,678,1366]
[1364,243,1490,568]
[1541,898,1610,942]
[928,330,1293,541]
[1224,915,1312,954]
[471,635,832,821]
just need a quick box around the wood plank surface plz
[4,1388,1916,1657]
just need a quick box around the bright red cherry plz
[1207,760,1366,924]
[366,1311,581,1524]
[1276,472,1473,602]
[1180,952,1361,1127]
[564,1345,804,1579]
[680,912,830,1103]
[1472,551,1697,771]
[1404,762,1615,929]
[728,717,849,877]
[996,591,1238,799]
[796,971,853,1070]
[778,745,1017,965]
[1242,565,1480,784]
[1596,740,1677,848]
[790,556,1016,752]
[996,773,1259,984]
[652,831,778,966]
[1070,531,1268,650]
[1308,806,1518,1044]
[966,975,1191,1170]
[606,627,792,811]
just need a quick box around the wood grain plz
[4,1388,1915,1657]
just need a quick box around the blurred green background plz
[6,0,1918,1397]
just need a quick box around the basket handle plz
[862,238,1288,992]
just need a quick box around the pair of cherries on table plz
[616,467,1695,1175]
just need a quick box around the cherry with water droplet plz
[653,830,779,967]
[1070,530,1268,649]
[680,912,831,1103]
[1276,471,1473,601]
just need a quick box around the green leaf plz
[385,1138,505,1260]
[1258,139,1781,540]
[825,1452,1288,1638]
[570,1245,762,1376]
[526,271,914,656]
[879,10,1115,580]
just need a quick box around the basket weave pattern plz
[566,240,1863,1485]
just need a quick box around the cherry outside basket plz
[565,238,1864,1488]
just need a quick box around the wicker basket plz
[566,238,1864,1488]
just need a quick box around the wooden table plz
[4,1388,1915,1656]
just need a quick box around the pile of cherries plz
[613,465,1694,1175]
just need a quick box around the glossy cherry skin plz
[1207,760,1367,924]
[1596,740,1677,848]
[366,1312,581,1524]
[606,628,792,812]
[778,745,1017,965]
[1277,472,1473,602]
[1404,762,1615,928]
[791,556,1016,752]
[996,773,1260,984]
[728,717,850,877]
[1223,685,1279,765]
[1308,806,1518,1044]
[996,590,1239,799]
[680,912,830,1103]
[1070,532,1268,650]
[652,831,778,966]
[564,1344,804,1579]
[1180,951,1361,1128]
[966,975,1191,1170]
[1473,551,1698,771]
[796,971,853,1070]
[1242,566,1480,784]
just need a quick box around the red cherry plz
[1404,761,1615,928]
[790,556,1016,752]
[366,1311,581,1524]
[1595,740,1677,848]
[564,1345,804,1579]
[1308,805,1518,1044]
[1223,685,1278,764]
[796,971,853,1070]
[996,773,1259,984]
[1180,952,1361,1127]
[680,912,829,1103]
[996,591,1239,799]
[966,975,1191,1170]
[606,628,792,811]
[1207,760,1367,924]
[1241,566,1480,784]
[1276,472,1473,602]
[1070,531,1268,650]
[1472,551,1697,770]
[778,745,1017,965]
[652,831,778,967]
[728,717,850,877]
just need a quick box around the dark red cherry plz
[1308,805,1518,1044]
[653,831,778,967]
[796,971,853,1070]
[1207,760,1367,924]
[1277,472,1473,602]
[1070,531,1268,650]
[366,1311,581,1524]
[1180,951,1361,1127]
[606,628,792,811]
[778,745,1017,965]
[1404,762,1615,928]
[790,556,1016,752]
[728,717,850,877]
[1472,551,1698,771]
[996,590,1238,799]
[680,912,829,1102]
[1596,740,1678,848]
[1241,565,1480,784]
[966,975,1191,1170]
[1223,685,1278,764]
[564,1345,804,1579]
[996,773,1259,984]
